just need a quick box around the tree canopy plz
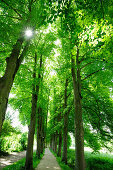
[0,0,113,169]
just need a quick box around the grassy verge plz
[85,151,113,170]
[50,149,72,170]
[67,149,113,170]
[50,148,113,170]
[3,151,44,170]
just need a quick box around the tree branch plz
[79,42,105,64]
[82,68,103,81]
[13,41,30,80]
[0,14,22,20]
[0,50,10,53]
[80,61,94,70]
[1,0,22,18]
[79,55,86,63]
[28,0,34,12]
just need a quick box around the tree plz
[25,52,38,170]
[0,1,113,169]
[0,0,53,133]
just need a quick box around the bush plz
[66,149,113,170]
[85,152,113,170]
[19,132,28,150]
[0,119,28,153]
[0,132,28,153]
[67,134,72,149]
[1,133,22,152]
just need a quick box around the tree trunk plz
[25,53,37,170]
[55,131,58,153]
[53,134,55,152]
[57,131,62,157]
[0,37,24,134]
[52,135,54,151]
[71,48,85,170]
[40,113,44,154]
[36,107,42,159]
[45,92,49,147]
[36,55,43,158]
[62,79,68,164]
[50,136,52,149]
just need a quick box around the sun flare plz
[25,29,33,37]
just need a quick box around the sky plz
[6,104,28,133]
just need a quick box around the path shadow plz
[0,151,26,169]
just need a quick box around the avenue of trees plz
[0,0,113,170]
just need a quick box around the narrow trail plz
[0,150,26,169]
[36,148,61,170]
[0,148,61,170]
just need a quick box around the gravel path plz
[0,151,26,169]
[36,148,61,170]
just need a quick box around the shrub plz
[66,149,113,170]
[1,133,22,152]
[0,120,28,154]
[19,132,28,150]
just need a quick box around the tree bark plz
[53,134,55,152]
[36,107,42,159]
[71,48,85,170]
[41,113,44,154]
[55,131,58,153]
[25,52,37,170]
[62,79,68,164]
[52,135,54,151]
[45,92,49,147]
[0,37,24,134]
[57,131,62,157]
[50,136,52,149]
[36,55,43,158]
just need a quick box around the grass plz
[50,149,72,170]
[50,148,113,170]
[67,149,113,170]
[85,151,113,170]
[3,151,44,170]
[3,148,113,170]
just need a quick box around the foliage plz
[65,149,113,170]
[19,132,27,150]
[1,134,22,152]
[0,120,27,153]
[85,151,113,170]
[67,134,72,149]
[0,0,113,168]
[1,132,27,153]
[1,120,18,137]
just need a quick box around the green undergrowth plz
[67,149,113,170]
[50,148,72,170]
[50,148,113,170]
[3,151,44,170]
[85,151,113,170]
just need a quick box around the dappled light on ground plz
[0,151,26,169]
[46,167,60,169]
[36,148,61,170]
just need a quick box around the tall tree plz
[25,52,38,170]
[0,0,53,133]
[62,78,68,164]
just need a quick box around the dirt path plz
[0,150,26,169]
[36,148,61,170]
